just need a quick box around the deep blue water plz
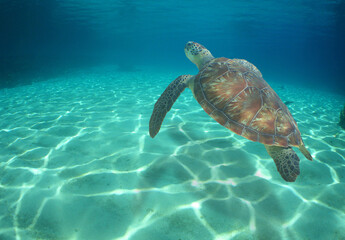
[0,0,344,93]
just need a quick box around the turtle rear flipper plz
[149,75,192,138]
[265,145,300,182]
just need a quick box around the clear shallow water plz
[0,66,344,240]
[1,0,345,239]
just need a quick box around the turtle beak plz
[184,44,194,63]
[184,41,197,52]
[184,41,198,59]
[184,41,193,55]
[185,41,195,48]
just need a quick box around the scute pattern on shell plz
[194,58,302,147]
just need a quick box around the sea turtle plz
[149,41,312,182]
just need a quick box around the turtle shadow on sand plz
[149,41,313,182]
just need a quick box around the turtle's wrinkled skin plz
[149,41,313,182]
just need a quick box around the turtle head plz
[184,41,214,70]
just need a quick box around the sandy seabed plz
[0,66,344,240]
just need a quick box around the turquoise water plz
[0,66,344,239]
[1,0,345,239]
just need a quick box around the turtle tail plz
[299,144,313,161]
[149,75,192,138]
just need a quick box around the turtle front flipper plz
[265,145,300,182]
[149,75,193,138]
